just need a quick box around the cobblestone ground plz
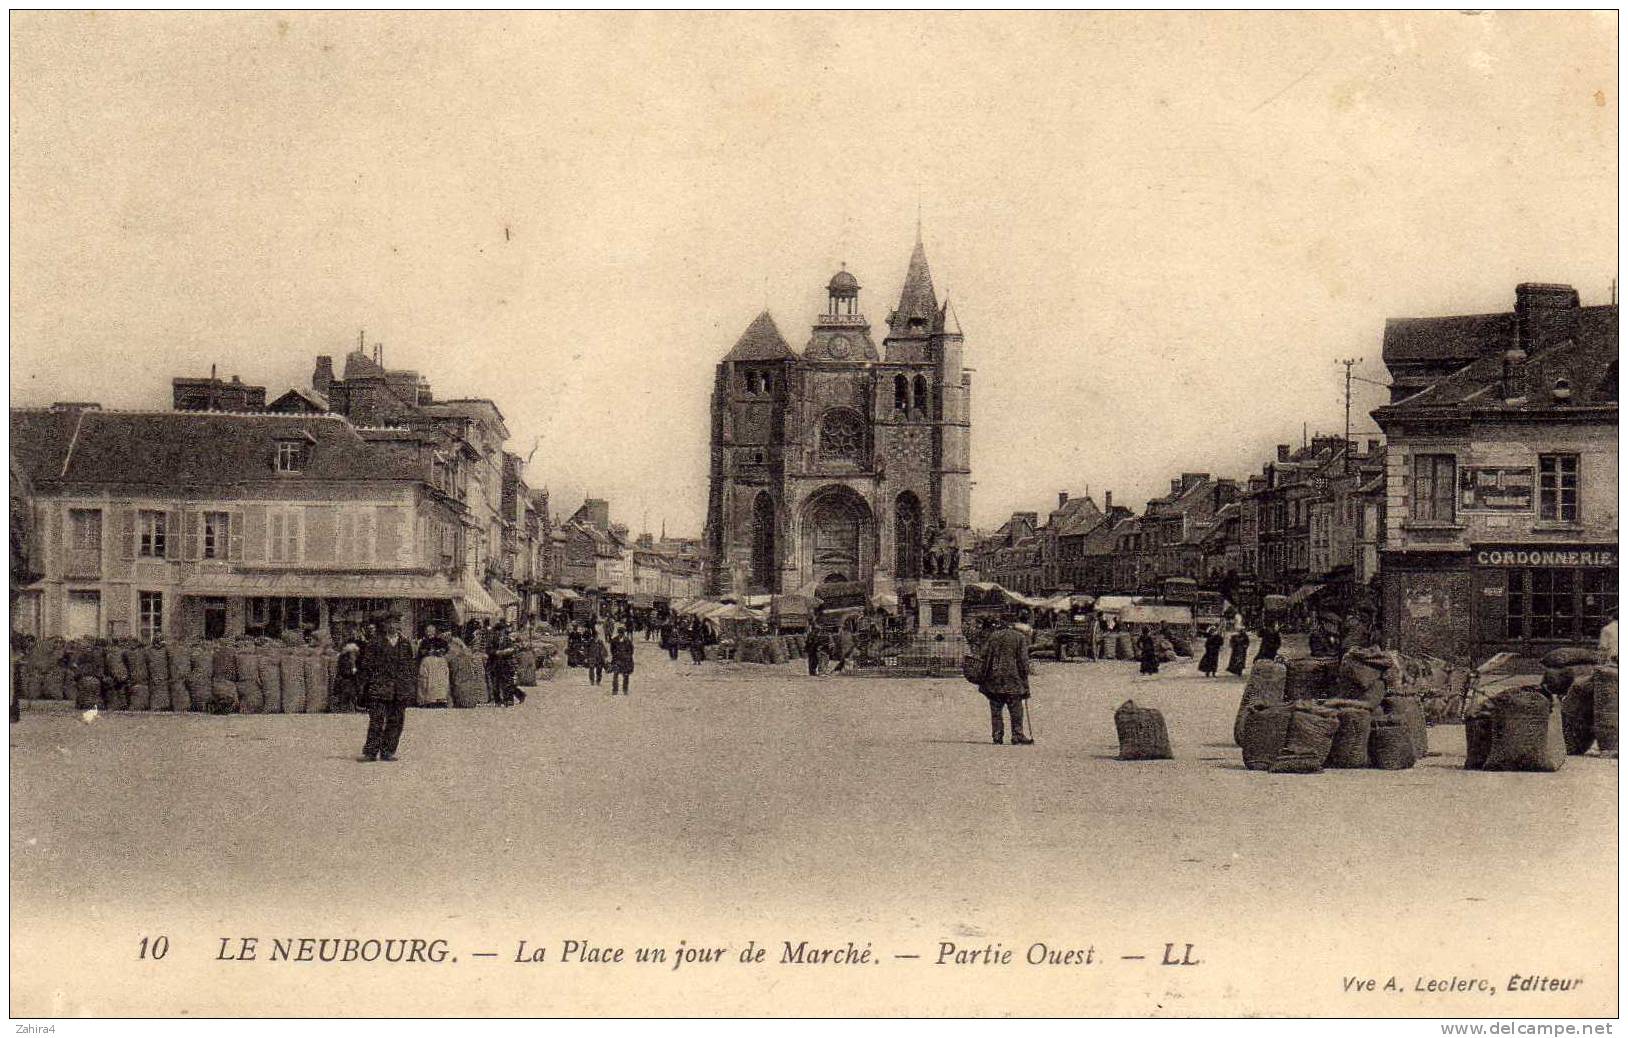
[10,639,1617,1017]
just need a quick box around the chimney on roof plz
[1104,491,1112,512]
[1277,444,1291,462]
[1058,491,1068,509]
[1515,283,1580,353]
[1170,479,1181,495]
[313,356,335,397]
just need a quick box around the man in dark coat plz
[489,621,521,705]
[609,625,635,695]
[359,612,417,762]
[977,619,1033,745]
[1226,629,1251,676]
[833,626,855,673]
[1198,627,1224,677]
[1137,630,1160,675]
[804,626,824,677]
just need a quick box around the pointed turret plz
[887,240,939,337]
[724,311,795,361]
[934,299,962,336]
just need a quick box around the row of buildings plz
[973,281,1617,665]
[10,344,701,643]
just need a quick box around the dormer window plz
[275,440,305,473]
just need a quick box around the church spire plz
[887,237,938,338]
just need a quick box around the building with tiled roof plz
[1371,281,1618,663]
[9,403,482,642]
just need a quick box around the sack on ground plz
[303,654,329,713]
[1339,656,1388,706]
[1484,688,1565,772]
[212,646,238,683]
[1464,708,1495,770]
[125,646,151,687]
[127,683,150,712]
[1368,722,1417,769]
[235,652,263,713]
[449,653,484,708]
[74,675,102,710]
[148,670,172,711]
[145,646,171,690]
[1381,693,1429,758]
[1283,657,1333,701]
[1268,750,1327,774]
[1561,680,1597,755]
[168,680,189,712]
[1542,646,1601,669]
[104,679,130,711]
[279,653,307,713]
[1327,706,1374,768]
[1114,700,1173,761]
[258,655,283,713]
[1273,707,1339,771]
[1240,703,1295,771]
[1588,665,1618,753]
[167,645,191,684]
[103,646,130,685]
[516,649,537,686]
[1233,659,1287,746]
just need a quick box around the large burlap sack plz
[1588,665,1618,753]
[1542,646,1601,669]
[1240,703,1295,771]
[1270,707,1339,773]
[1339,656,1388,706]
[146,646,171,696]
[1327,707,1374,768]
[235,652,263,713]
[167,645,191,685]
[1561,680,1597,755]
[148,670,172,711]
[768,638,788,664]
[419,655,451,706]
[303,654,329,713]
[1284,657,1334,701]
[1368,722,1417,769]
[125,645,151,688]
[104,679,130,711]
[279,653,307,714]
[186,651,213,712]
[1113,633,1130,660]
[1114,700,1173,761]
[73,675,102,710]
[258,655,283,713]
[1484,689,1564,772]
[450,653,484,708]
[103,646,130,686]
[1464,708,1495,770]
[1381,693,1429,759]
[67,641,105,678]
[168,680,189,712]
[212,646,239,683]
[127,683,150,711]
[516,649,538,686]
[1233,660,1287,745]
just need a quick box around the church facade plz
[704,236,972,599]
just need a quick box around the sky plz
[9,11,1617,535]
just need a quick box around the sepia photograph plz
[6,9,1620,1021]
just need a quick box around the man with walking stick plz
[970,616,1034,745]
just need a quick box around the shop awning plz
[458,580,502,619]
[741,593,772,608]
[1288,583,1324,605]
[1119,603,1194,626]
[870,592,900,613]
[177,571,461,599]
[629,593,655,609]
[485,580,520,610]
[546,588,583,607]
[1093,595,1139,614]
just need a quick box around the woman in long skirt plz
[1198,627,1224,678]
[1137,630,1160,675]
[1226,629,1251,676]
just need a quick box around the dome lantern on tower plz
[826,264,861,317]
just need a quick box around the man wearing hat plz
[359,611,417,762]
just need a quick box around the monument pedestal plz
[881,578,966,676]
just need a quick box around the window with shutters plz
[67,509,102,577]
[1538,454,1580,523]
[138,510,167,558]
[268,510,302,563]
[202,512,230,559]
[138,591,164,642]
[1410,453,1457,523]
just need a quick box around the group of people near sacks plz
[350,613,526,763]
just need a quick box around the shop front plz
[1383,544,1617,664]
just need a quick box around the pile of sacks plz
[1545,647,1617,759]
[26,637,342,715]
[732,635,798,665]
[1234,650,1426,774]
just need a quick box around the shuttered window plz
[1410,454,1456,522]
[138,510,167,558]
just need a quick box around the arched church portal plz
[801,487,875,587]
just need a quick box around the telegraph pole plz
[1340,357,1362,474]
